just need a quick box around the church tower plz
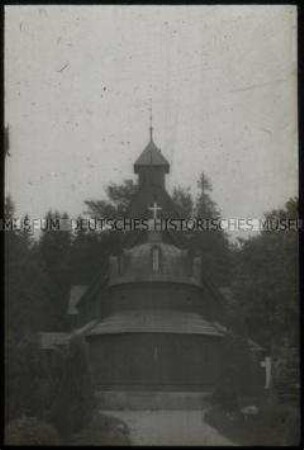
[134,126,169,189]
[129,125,177,222]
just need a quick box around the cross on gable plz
[148,201,162,220]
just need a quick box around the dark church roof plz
[134,139,169,173]
[86,311,225,337]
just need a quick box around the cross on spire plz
[148,201,162,220]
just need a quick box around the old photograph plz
[4,5,300,446]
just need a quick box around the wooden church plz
[41,125,266,403]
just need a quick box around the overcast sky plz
[5,5,298,224]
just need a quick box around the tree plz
[195,172,220,218]
[49,336,96,439]
[5,199,57,422]
[37,210,73,330]
[84,179,138,217]
[4,125,11,157]
[230,198,299,399]
[68,214,113,285]
[4,194,14,218]
[188,172,233,287]
[171,186,193,218]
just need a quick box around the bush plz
[283,406,301,445]
[257,400,300,445]
[49,335,96,437]
[205,398,300,446]
[211,378,239,413]
[5,416,61,445]
[69,413,131,446]
[210,332,261,416]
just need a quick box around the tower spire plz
[149,99,153,142]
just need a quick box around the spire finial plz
[149,98,153,141]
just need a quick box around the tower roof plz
[134,135,170,173]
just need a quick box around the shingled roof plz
[86,310,225,337]
[134,139,169,172]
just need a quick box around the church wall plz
[86,332,225,391]
[100,282,217,319]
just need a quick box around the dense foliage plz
[230,197,299,400]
